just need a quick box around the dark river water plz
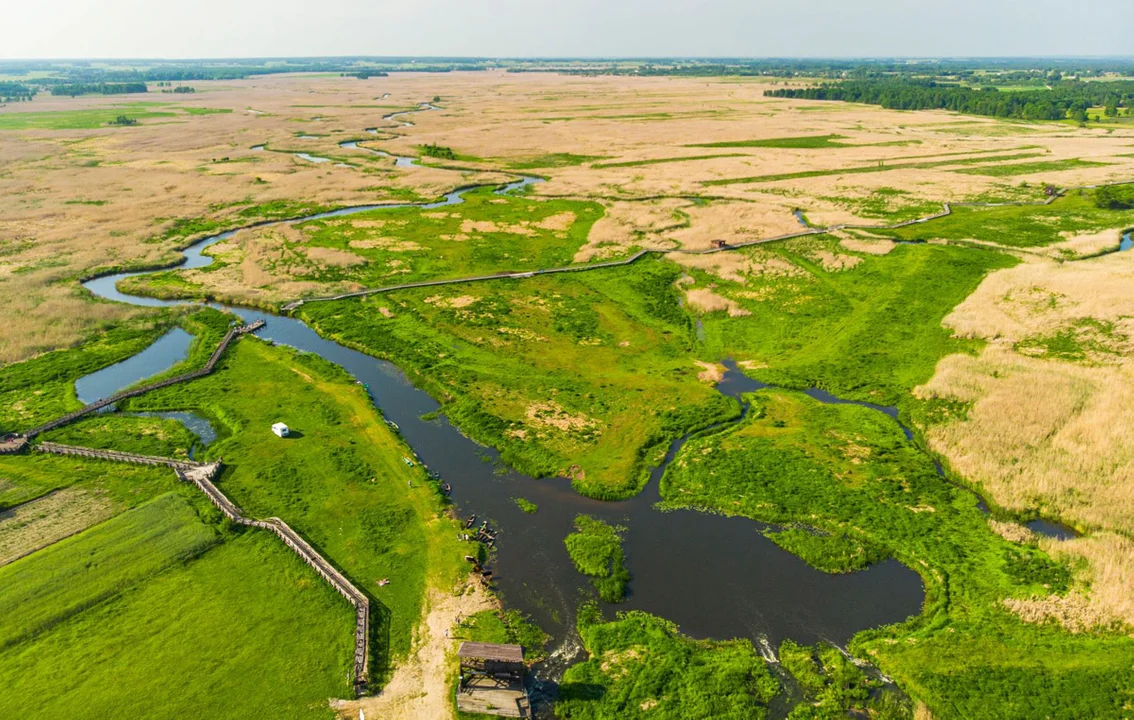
[78,173,928,693]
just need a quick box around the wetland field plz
[2,60,1134,720]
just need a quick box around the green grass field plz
[285,187,606,288]
[557,608,780,720]
[0,493,218,650]
[687,134,850,149]
[0,452,180,512]
[0,494,354,720]
[955,158,1110,177]
[298,256,738,498]
[659,388,1134,719]
[120,337,467,683]
[694,235,1014,406]
[564,515,630,602]
[875,191,1134,248]
[0,108,179,130]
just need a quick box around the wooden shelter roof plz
[457,642,524,663]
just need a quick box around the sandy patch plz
[808,250,862,271]
[839,237,896,255]
[302,246,367,267]
[694,360,725,384]
[460,219,535,236]
[683,287,750,316]
[526,401,600,433]
[672,250,805,284]
[349,238,423,252]
[425,294,478,309]
[334,580,496,720]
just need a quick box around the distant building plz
[1044,185,1058,197]
[271,422,290,438]
[711,239,728,249]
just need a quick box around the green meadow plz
[658,388,1134,719]
[0,494,353,720]
[875,190,1134,247]
[564,515,630,602]
[298,256,737,499]
[286,187,606,288]
[557,609,780,720]
[120,336,468,683]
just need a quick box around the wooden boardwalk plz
[178,463,371,693]
[6,318,371,695]
[22,319,263,440]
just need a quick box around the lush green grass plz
[557,608,780,720]
[454,609,549,661]
[779,640,909,719]
[0,315,178,434]
[0,495,353,719]
[815,186,944,223]
[281,187,605,289]
[40,413,200,460]
[120,337,467,684]
[955,158,1110,177]
[0,493,218,650]
[0,453,176,511]
[687,134,850,149]
[505,153,607,170]
[695,235,1015,406]
[592,153,745,169]
[765,527,885,574]
[298,256,738,498]
[702,151,1047,186]
[0,108,178,130]
[512,497,539,514]
[876,191,1134,248]
[660,388,1134,719]
[565,515,630,602]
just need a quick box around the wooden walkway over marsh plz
[5,317,371,695]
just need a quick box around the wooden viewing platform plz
[456,642,530,718]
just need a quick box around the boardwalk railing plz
[36,442,199,471]
[177,463,371,693]
[22,320,264,440]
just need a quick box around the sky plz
[0,0,1130,59]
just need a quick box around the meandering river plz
[79,182,924,694]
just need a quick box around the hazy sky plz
[1,0,1130,59]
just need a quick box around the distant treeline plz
[50,82,148,97]
[508,58,1134,80]
[0,82,35,101]
[764,80,1134,121]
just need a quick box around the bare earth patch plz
[694,360,725,384]
[333,580,496,720]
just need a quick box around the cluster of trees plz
[341,71,389,79]
[0,82,35,102]
[1094,184,1134,210]
[50,82,148,97]
[510,58,1134,80]
[420,143,456,160]
[765,79,1134,122]
[108,115,138,126]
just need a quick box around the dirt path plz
[333,578,497,720]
